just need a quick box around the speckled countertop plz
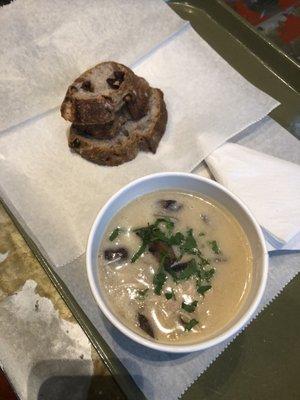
[0,203,125,400]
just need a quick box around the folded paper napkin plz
[206,143,300,251]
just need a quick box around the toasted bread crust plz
[68,88,167,166]
[72,109,129,139]
[61,61,150,125]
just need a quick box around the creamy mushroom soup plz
[99,190,253,345]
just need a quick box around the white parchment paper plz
[0,0,186,131]
[0,25,278,266]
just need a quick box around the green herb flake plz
[109,227,122,241]
[153,271,167,295]
[198,232,205,237]
[181,229,201,256]
[199,257,210,267]
[136,288,149,300]
[182,318,199,331]
[165,289,175,300]
[169,232,185,246]
[197,284,212,295]
[197,267,215,281]
[154,217,175,234]
[134,224,169,245]
[170,259,198,281]
[131,220,217,296]
[203,268,215,280]
[208,240,221,254]
[132,218,176,264]
[131,242,147,263]
[182,300,198,313]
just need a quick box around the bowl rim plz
[86,172,268,353]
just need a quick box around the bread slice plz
[61,61,150,125]
[72,108,129,139]
[68,88,167,166]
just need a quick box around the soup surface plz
[99,190,252,344]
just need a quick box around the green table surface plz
[182,274,300,400]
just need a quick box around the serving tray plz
[1,1,299,399]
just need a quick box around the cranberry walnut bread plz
[61,61,167,166]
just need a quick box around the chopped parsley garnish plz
[153,254,169,295]
[198,256,210,267]
[198,268,215,281]
[134,226,167,244]
[136,288,149,300]
[153,271,167,295]
[182,300,198,313]
[208,240,221,254]
[169,232,185,246]
[132,220,173,262]
[197,267,214,295]
[165,289,175,300]
[180,229,200,256]
[155,217,175,234]
[203,268,215,280]
[182,318,199,331]
[134,218,175,245]
[169,259,198,281]
[109,227,122,241]
[132,221,201,262]
[131,242,147,263]
[130,217,222,306]
[197,284,212,295]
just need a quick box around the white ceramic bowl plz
[86,173,268,353]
